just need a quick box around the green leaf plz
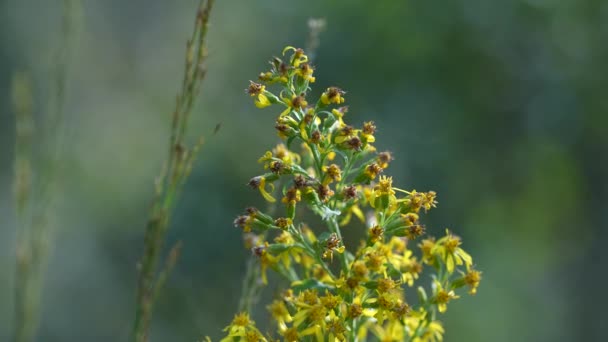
[417,286,428,304]
[287,135,298,149]
[386,262,402,279]
[267,243,293,254]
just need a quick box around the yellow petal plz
[255,93,271,108]
[299,120,309,140]
[259,178,276,203]
[446,254,455,274]
[282,46,296,55]
[280,107,291,117]
[257,151,273,163]
[321,93,330,105]
[458,248,473,268]
[352,205,365,222]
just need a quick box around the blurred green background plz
[1,0,607,341]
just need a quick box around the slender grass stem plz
[132,2,214,341]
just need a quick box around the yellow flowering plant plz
[222,47,481,342]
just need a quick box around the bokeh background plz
[1,0,607,341]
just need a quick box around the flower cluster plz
[222,47,481,342]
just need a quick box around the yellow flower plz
[401,257,423,287]
[254,92,271,108]
[423,191,438,212]
[274,230,294,244]
[368,225,385,244]
[464,269,482,295]
[370,319,405,342]
[246,81,272,109]
[321,87,346,105]
[413,320,444,342]
[280,326,299,342]
[272,143,301,165]
[268,300,293,329]
[258,151,273,168]
[323,163,342,184]
[361,121,376,145]
[274,217,293,230]
[281,187,301,206]
[320,291,342,310]
[369,175,396,210]
[248,176,276,203]
[395,189,438,213]
[331,107,348,128]
[283,46,308,67]
[293,303,326,328]
[295,62,315,82]
[326,316,347,341]
[280,94,308,116]
[322,233,345,261]
[363,162,383,181]
[364,248,387,273]
[233,214,253,233]
[435,229,472,273]
[418,237,436,265]
[220,312,266,342]
[252,243,277,284]
[432,281,459,313]
[275,116,298,139]
[377,151,393,169]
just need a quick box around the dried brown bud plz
[245,207,258,215]
[270,160,285,174]
[377,151,393,165]
[346,136,362,151]
[293,175,308,189]
[310,130,322,144]
[343,185,358,200]
[363,121,376,135]
[349,303,363,318]
[327,87,345,100]
[406,224,426,240]
[326,233,341,250]
[233,215,248,228]
[248,176,262,189]
[317,184,334,202]
[252,245,266,257]
[246,81,264,96]
[291,95,306,109]
[340,125,354,136]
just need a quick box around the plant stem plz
[327,218,350,275]
[132,2,214,341]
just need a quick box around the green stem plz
[327,218,350,275]
[290,226,337,280]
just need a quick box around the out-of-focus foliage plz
[0,0,606,341]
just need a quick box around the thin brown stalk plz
[132,1,214,341]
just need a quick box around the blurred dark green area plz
[1,0,607,341]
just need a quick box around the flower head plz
[321,87,346,105]
[226,45,481,342]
